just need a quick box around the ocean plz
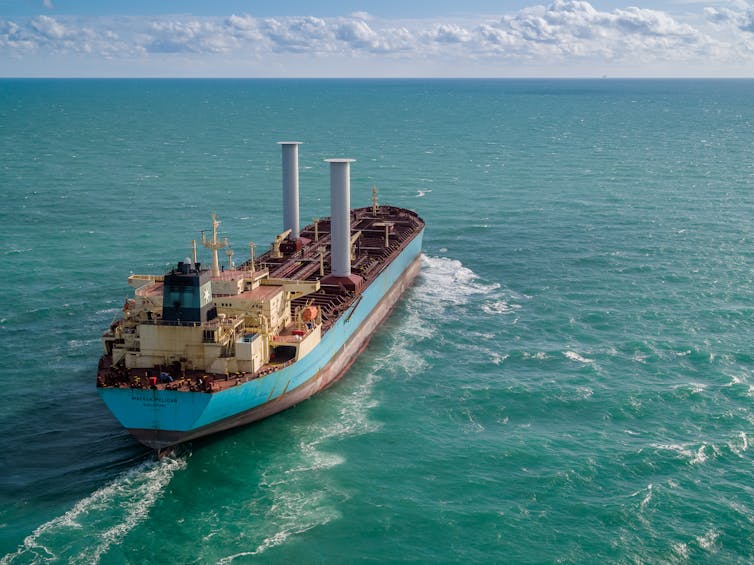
[1,78,754,563]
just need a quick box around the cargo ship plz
[96,142,425,452]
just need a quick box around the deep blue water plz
[2,79,754,563]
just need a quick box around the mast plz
[201,213,228,277]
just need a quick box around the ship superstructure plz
[97,143,424,450]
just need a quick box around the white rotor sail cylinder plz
[326,158,355,278]
[279,141,302,239]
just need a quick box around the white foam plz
[490,352,508,365]
[727,374,746,386]
[2,455,186,564]
[67,338,99,349]
[651,442,712,465]
[523,352,547,360]
[236,257,501,555]
[696,529,719,551]
[95,307,121,316]
[564,351,594,364]
[670,382,708,395]
[482,300,521,315]
[638,483,653,509]
[729,431,749,457]
[245,471,341,560]
[463,409,485,433]
[672,542,689,559]
[225,367,384,559]
[216,255,512,559]
[631,351,647,364]
[416,256,501,317]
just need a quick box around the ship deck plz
[97,205,424,393]
[256,205,424,330]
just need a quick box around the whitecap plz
[95,308,121,316]
[696,529,719,551]
[564,351,594,364]
[726,374,746,386]
[672,542,689,559]
[67,338,99,349]
[639,483,653,509]
[414,255,501,317]
[482,300,521,315]
[672,382,707,395]
[490,352,508,365]
[632,351,647,364]
[729,431,749,457]
[522,351,547,360]
[651,442,711,465]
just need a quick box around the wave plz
[215,256,503,559]
[564,351,594,364]
[416,255,505,317]
[2,454,186,564]
[482,300,521,315]
[696,529,719,551]
[650,442,716,466]
[214,364,386,560]
[67,338,100,350]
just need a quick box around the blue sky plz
[1,0,753,77]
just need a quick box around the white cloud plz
[30,15,69,39]
[350,12,374,21]
[705,5,754,32]
[431,24,473,44]
[2,1,754,76]
[263,16,332,53]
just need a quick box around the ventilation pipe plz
[278,141,301,239]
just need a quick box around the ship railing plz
[140,319,203,328]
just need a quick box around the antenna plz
[201,213,228,277]
[248,242,256,273]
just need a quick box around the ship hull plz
[99,230,423,450]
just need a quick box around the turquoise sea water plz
[2,78,754,563]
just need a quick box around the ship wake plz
[1,454,187,564]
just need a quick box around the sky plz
[1,0,753,77]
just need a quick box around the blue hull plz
[99,230,423,449]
